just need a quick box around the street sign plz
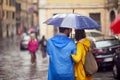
[28,7,34,14]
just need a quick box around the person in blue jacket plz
[47,27,76,80]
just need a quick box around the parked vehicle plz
[71,29,104,40]
[20,33,30,50]
[85,30,103,38]
[91,37,120,69]
[112,48,120,79]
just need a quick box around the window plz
[9,0,15,6]
[9,0,11,6]
[0,0,3,4]
[2,10,4,18]
[11,0,15,6]
[95,40,120,48]
[89,13,101,25]
[12,12,15,19]
[110,11,115,22]
[16,3,21,12]
[90,32,103,37]
[6,11,9,18]
[6,0,8,5]
[13,0,15,6]
[0,11,1,19]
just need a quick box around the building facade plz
[105,0,118,35]
[1,0,16,38]
[16,0,38,34]
[0,0,3,39]
[38,0,120,39]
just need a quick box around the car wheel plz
[113,64,118,79]
[20,45,24,50]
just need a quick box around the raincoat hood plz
[51,34,72,48]
[79,38,91,50]
[47,33,76,80]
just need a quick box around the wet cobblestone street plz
[0,38,116,80]
[0,39,48,80]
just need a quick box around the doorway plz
[110,10,115,23]
[6,24,9,38]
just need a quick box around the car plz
[20,33,30,50]
[71,29,104,41]
[112,48,120,79]
[85,30,104,37]
[91,37,120,69]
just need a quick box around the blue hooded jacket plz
[47,34,76,80]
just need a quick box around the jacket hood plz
[79,38,90,50]
[50,34,72,48]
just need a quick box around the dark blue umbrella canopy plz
[44,13,100,29]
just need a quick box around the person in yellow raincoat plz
[71,30,92,80]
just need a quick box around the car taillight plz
[92,49,104,54]
[96,58,103,62]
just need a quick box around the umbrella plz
[110,14,120,34]
[28,28,35,33]
[44,13,100,29]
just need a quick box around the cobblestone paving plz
[0,39,48,80]
[0,38,116,80]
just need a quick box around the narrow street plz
[0,38,116,80]
[0,38,48,80]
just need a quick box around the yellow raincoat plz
[71,38,92,80]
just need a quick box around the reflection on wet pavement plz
[0,39,116,80]
[0,39,48,80]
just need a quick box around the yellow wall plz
[47,0,105,5]
[2,0,15,18]
[39,0,115,39]
[2,0,16,38]
[2,0,15,11]
[45,8,107,39]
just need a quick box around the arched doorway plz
[110,10,116,23]
[118,8,120,14]
[109,10,116,36]
[6,24,9,38]
[0,21,2,39]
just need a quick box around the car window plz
[90,32,103,37]
[23,36,30,40]
[86,32,91,37]
[95,39,120,48]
